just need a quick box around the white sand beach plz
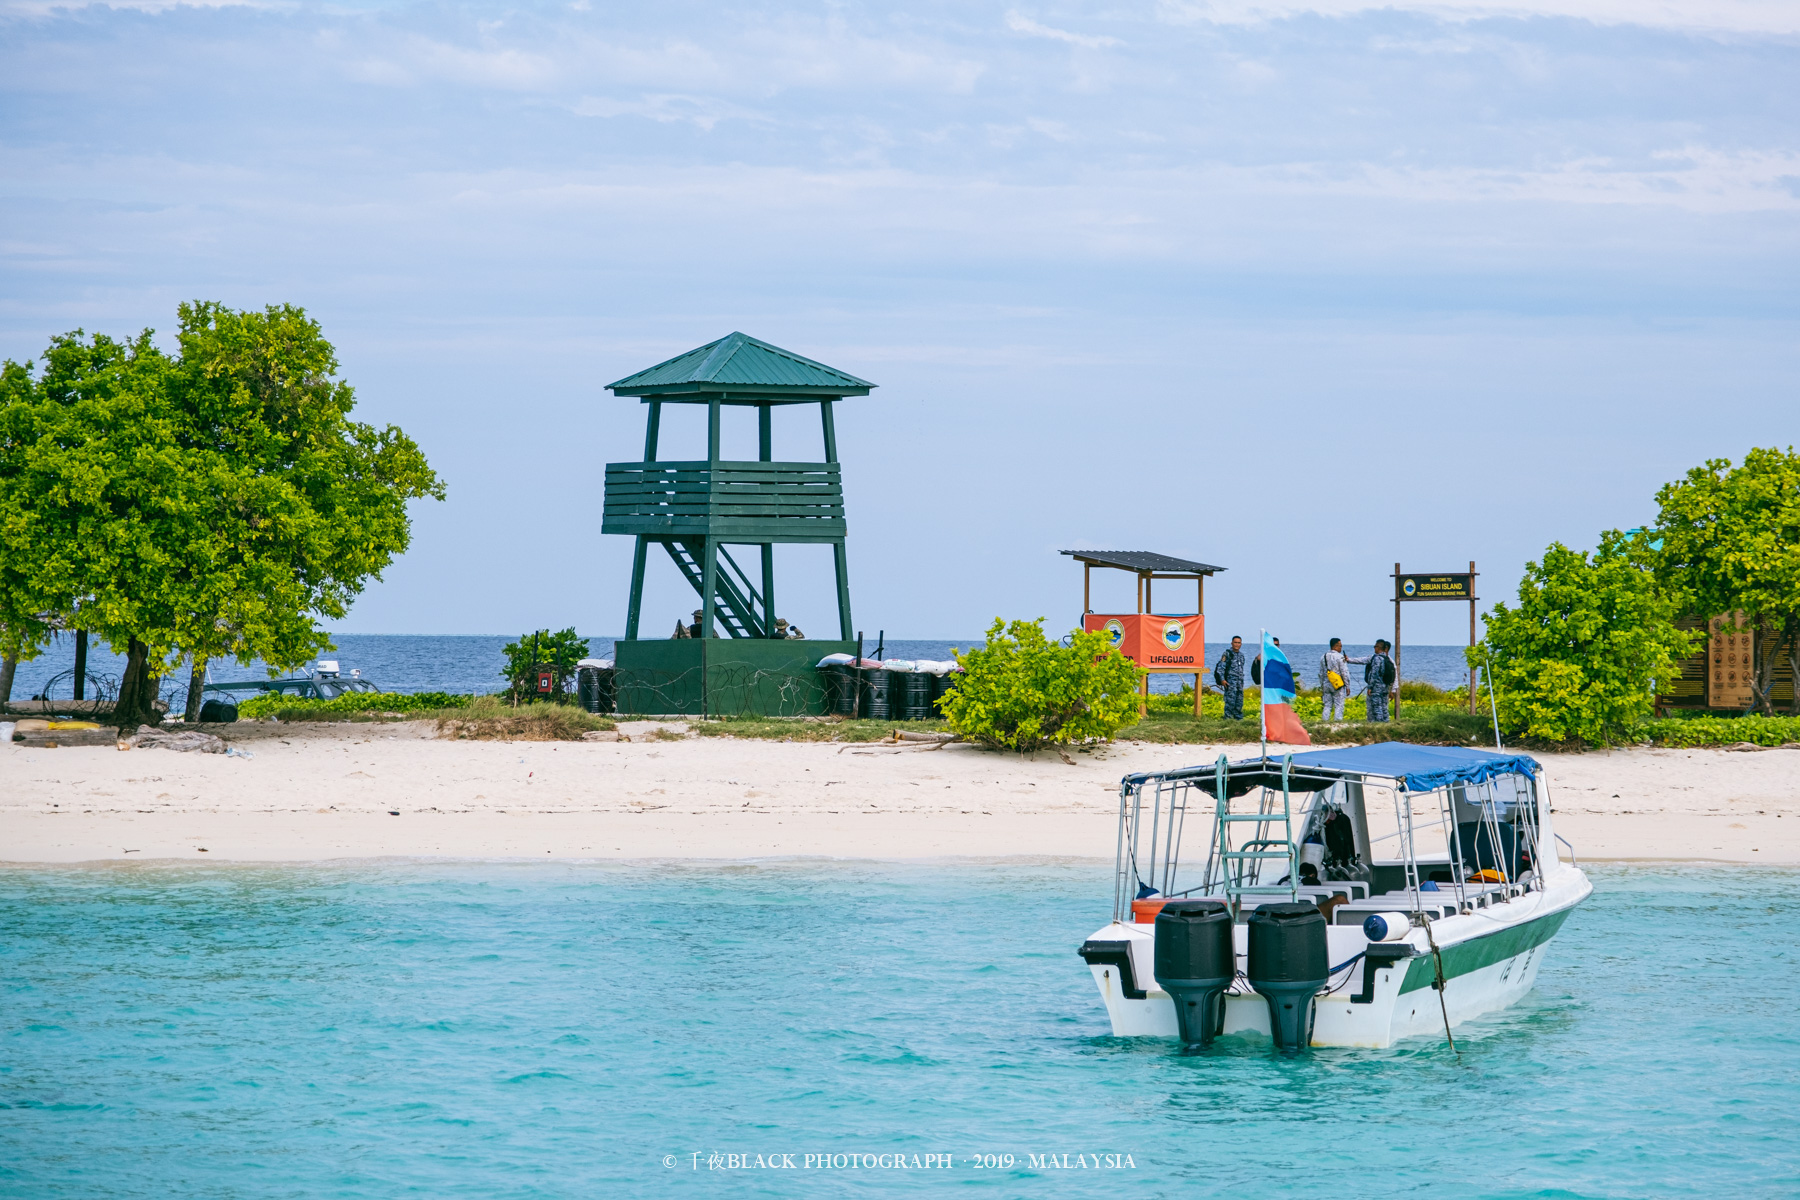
[2,722,1796,865]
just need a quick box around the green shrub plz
[1641,715,1800,748]
[237,690,466,719]
[939,617,1142,751]
[1472,531,1699,746]
[501,628,590,702]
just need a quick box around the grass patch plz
[237,691,617,740]
[237,690,470,721]
[1117,707,1497,746]
[1123,707,1800,750]
[1398,679,1468,704]
[689,715,953,743]
[434,696,616,741]
[1149,683,1474,721]
[229,688,1800,750]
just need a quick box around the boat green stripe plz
[1398,906,1573,994]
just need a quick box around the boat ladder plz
[1212,752,1300,916]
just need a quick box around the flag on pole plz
[1259,631,1311,747]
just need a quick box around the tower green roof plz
[607,332,875,403]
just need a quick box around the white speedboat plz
[1077,743,1591,1050]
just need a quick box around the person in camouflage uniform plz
[1321,638,1365,722]
[1213,635,1247,720]
[1364,639,1394,722]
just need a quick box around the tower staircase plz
[661,541,767,639]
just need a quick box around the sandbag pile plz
[131,725,228,754]
[815,654,960,676]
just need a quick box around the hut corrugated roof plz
[1061,550,1226,575]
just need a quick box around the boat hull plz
[1085,868,1591,1049]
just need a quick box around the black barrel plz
[1246,901,1329,1053]
[933,671,958,708]
[577,666,617,714]
[901,672,934,720]
[1153,900,1235,1047]
[832,667,860,716]
[817,665,846,715]
[197,698,239,724]
[862,669,895,720]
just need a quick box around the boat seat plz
[1295,885,1356,902]
[1338,883,1511,919]
[1370,883,1506,902]
[1332,895,1458,924]
[1334,907,1455,926]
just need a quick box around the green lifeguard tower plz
[602,332,869,714]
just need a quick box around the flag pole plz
[1259,628,1267,761]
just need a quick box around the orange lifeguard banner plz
[1083,613,1205,673]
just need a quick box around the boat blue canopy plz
[1133,742,1541,798]
[1269,744,1540,792]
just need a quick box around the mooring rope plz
[1420,914,1459,1057]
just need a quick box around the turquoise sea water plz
[3,863,1794,1197]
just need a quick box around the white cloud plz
[338,35,560,89]
[1005,10,1124,48]
[1156,0,1800,35]
[571,93,765,131]
[404,38,559,89]
[1243,148,1800,213]
[0,0,279,12]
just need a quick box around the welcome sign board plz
[1082,613,1206,673]
[1396,573,1474,601]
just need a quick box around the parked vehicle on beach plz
[198,661,381,719]
[1078,743,1591,1051]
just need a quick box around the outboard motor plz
[1153,900,1235,1047]
[1247,902,1329,1053]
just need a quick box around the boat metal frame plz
[1112,752,1551,923]
[1088,747,1591,1048]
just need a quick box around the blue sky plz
[2,0,1796,644]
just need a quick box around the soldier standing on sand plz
[1320,638,1364,722]
[1364,639,1396,722]
[1213,635,1247,720]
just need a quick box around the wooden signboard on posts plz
[1393,561,1481,717]
[1707,613,1756,710]
[1658,612,1793,712]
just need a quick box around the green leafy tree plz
[1654,448,1800,714]
[0,304,444,728]
[501,628,591,702]
[0,330,193,724]
[0,358,58,702]
[164,301,444,717]
[1469,532,1698,745]
[940,617,1143,752]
